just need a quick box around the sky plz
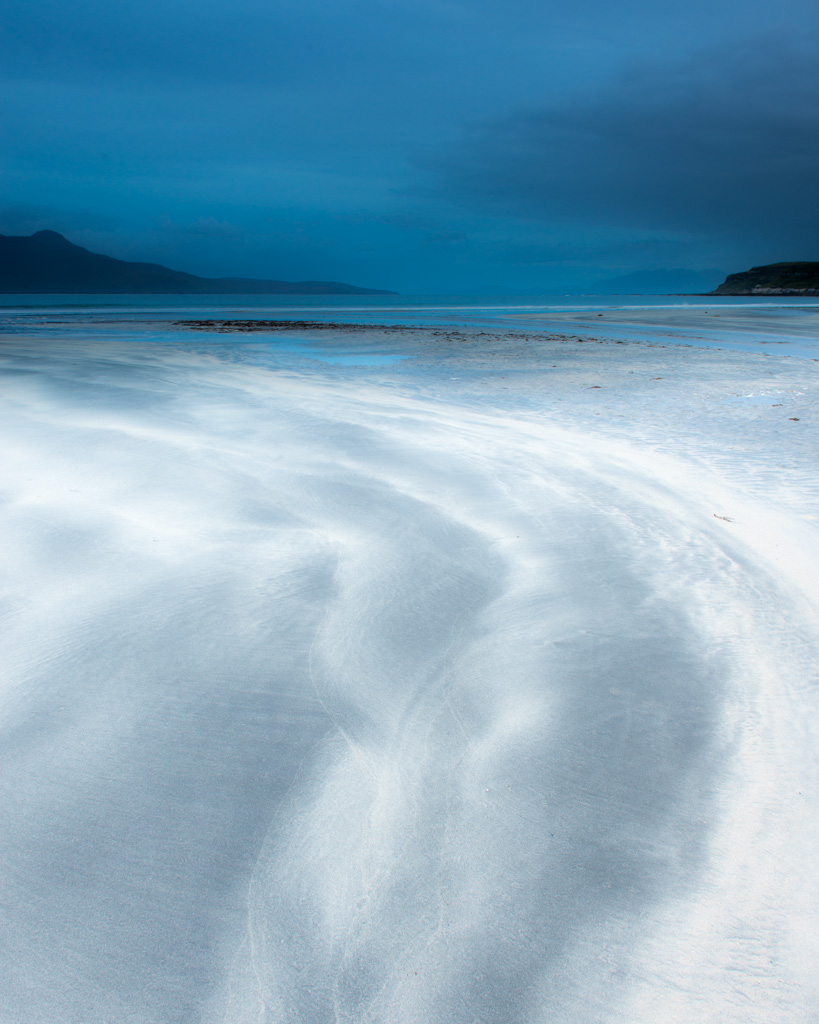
[2,0,818,293]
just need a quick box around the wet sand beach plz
[0,313,817,1022]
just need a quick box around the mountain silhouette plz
[0,230,394,294]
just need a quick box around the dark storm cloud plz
[2,0,818,289]
[2,0,560,99]
[2,0,366,85]
[437,38,819,255]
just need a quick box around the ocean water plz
[1,300,818,1023]
[2,293,819,360]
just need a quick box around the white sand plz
[0,325,817,1022]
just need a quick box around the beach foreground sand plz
[0,324,817,1022]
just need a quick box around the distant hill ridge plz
[711,262,819,295]
[0,230,394,295]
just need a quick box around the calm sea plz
[2,293,819,357]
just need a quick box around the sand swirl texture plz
[0,333,816,1023]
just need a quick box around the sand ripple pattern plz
[0,346,816,1024]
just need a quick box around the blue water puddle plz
[265,343,405,366]
[112,331,406,366]
[297,350,405,366]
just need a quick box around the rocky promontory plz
[711,262,819,295]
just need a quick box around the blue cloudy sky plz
[2,0,818,292]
